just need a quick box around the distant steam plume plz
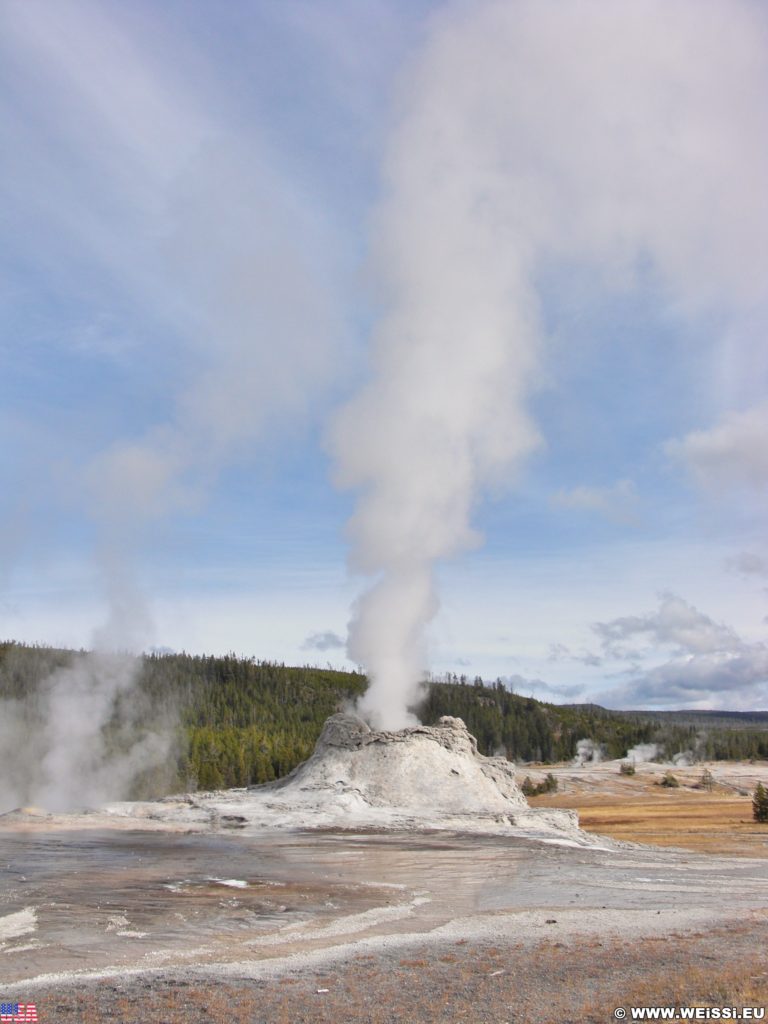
[574,739,603,766]
[625,743,663,764]
[332,0,768,728]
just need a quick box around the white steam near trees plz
[0,651,173,812]
[574,739,603,766]
[332,0,768,729]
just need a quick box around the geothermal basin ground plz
[1,719,768,1022]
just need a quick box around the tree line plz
[0,642,766,801]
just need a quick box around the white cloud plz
[0,0,351,657]
[666,401,768,490]
[594,593,739,659]
[727,551,768,579]
[301,630,346,653]
[503,674,584,701]
[625,742,662,763]
[548,643,603,668]
[552,479,638,524]
[608,647,768,708]
[595,593,768,708]
[1,0,351,466]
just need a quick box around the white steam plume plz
[332,0,768,729]
[574,739,603,766]
[0,645,176,813]
[625,743,663,764]
[672,750,696,768]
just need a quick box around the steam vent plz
[269,713,529,817]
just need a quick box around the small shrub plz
[521,773,558,796]
[542,772,558,793]
[699,768,714,792]
[753,781,768,823]
[659,771,680,788]
[620,761,636,776]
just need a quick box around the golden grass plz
[52,919,768,1024]
[541,958,768,1024]
[565,927,768,1024]
[530,785,768,856]
[620,958,768,1013]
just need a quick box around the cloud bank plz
[596,594,768,708]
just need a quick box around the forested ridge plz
[1,641,766,799]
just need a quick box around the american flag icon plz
[0,1004,37,1022]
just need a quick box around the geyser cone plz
[272,713,527,816]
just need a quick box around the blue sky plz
[2,0,768,712]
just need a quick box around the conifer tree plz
[753,781,768,823]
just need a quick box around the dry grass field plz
[37,915,768,1023]
[527,760,768,857]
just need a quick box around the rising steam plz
[574,739,604,766]
[625,743,663,765]
[332,0,768,729]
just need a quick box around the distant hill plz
[616,708,768,729]
[562,703,768,731]
[0,641,766,802]
[421,684,768,764]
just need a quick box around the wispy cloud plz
[551,479,638,524]
[504,673,584,701]
[666,401,768,491]
[726,551,768,579]
[301,630,346,653]
[1,0,352,636]
[548,643,603,668]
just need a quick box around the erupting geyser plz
[330,0,768,730]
